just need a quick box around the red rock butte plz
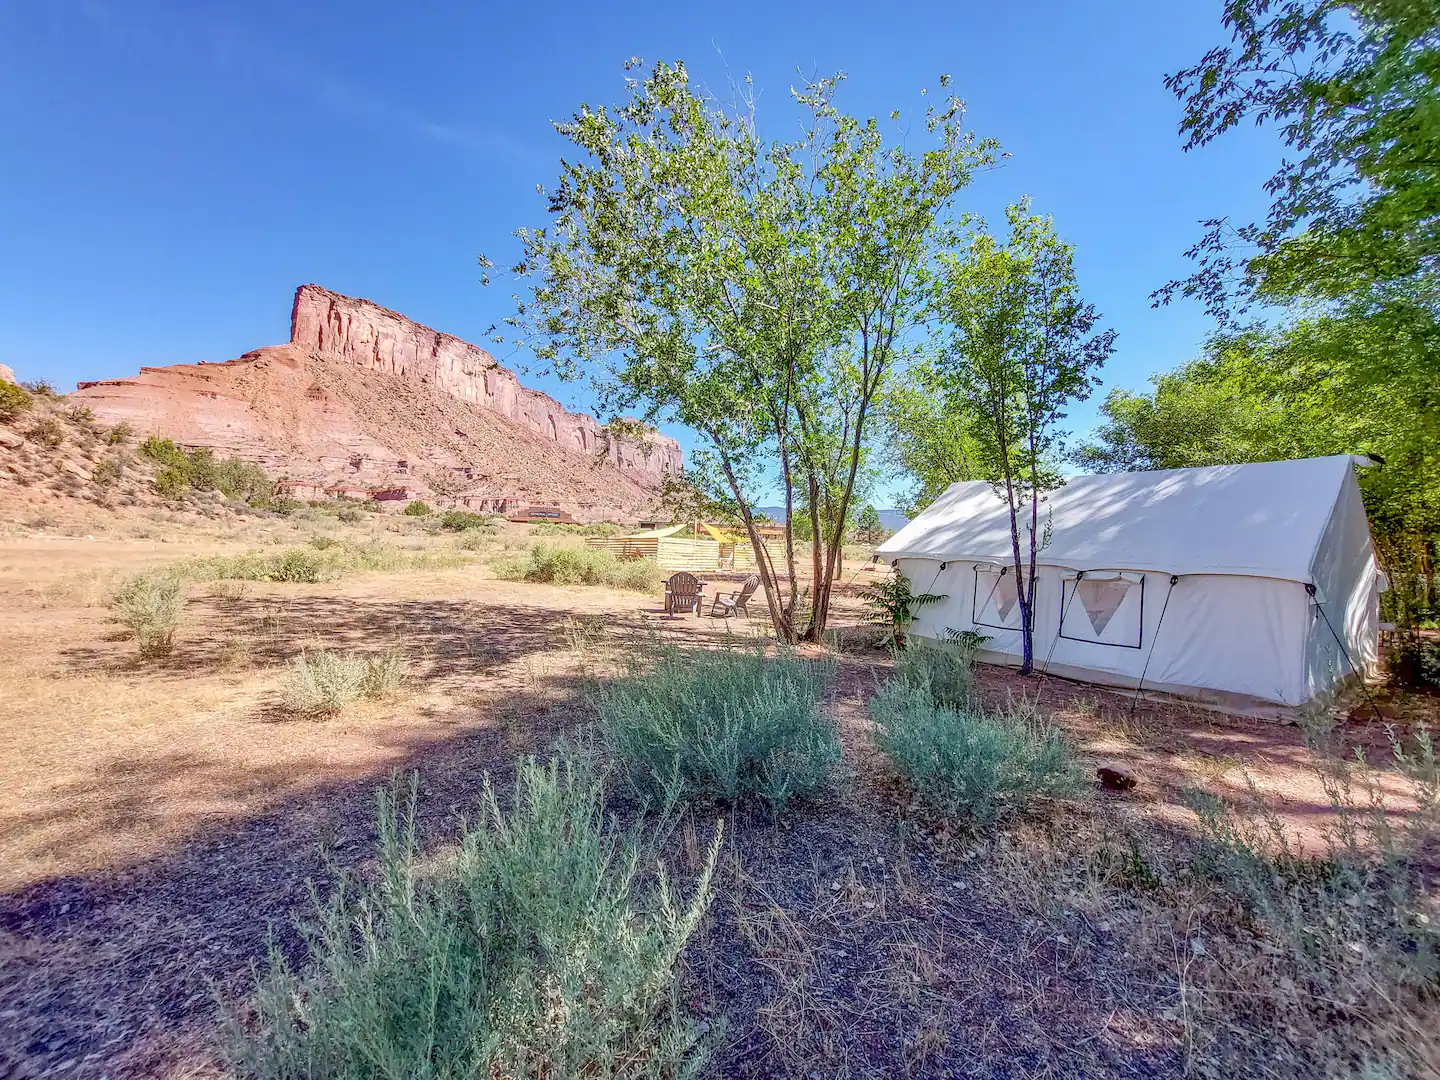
[72,285,683,521]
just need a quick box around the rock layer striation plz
[72,285,681,520]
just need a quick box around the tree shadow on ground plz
[7,596,1412,1080]
[0,678,581,1080]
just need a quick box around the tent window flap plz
[1059,571,1145,649]
[973,564,1032,631]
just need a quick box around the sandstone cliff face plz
[289,285,682,478]
[71,286,682,521]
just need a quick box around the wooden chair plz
[711,575,760,618]
[664,572,703,616]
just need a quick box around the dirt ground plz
[0,511,1432,1079]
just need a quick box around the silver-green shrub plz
[1180,729,1440,1076]
[597,645,840,815]
[281,649,409,717]
[225,759,719,1080]
[493,542,663,592]
[893,641,976,710]
[869,678,1084,826]
[112,573,185,657]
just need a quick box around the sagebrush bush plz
[225,759,719,1080]
[869,678,1085,826]
[402,499,431,516]
[91,457,123,486]
[894,642,975,710]
[280,649,409,716]
[107,420,134,444]
[598,645,840,815]
[0,379,33,421]
[493,542,663,592]
[112,574,185,657]
[270,548,335,583]
[171,541,453,586]
[453,530,494,551]
[1180,731,1440,1076]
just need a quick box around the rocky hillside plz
[69,286,682,522]
[0,381,245,532]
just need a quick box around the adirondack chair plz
[664,572,703,616]
[711,574,760,619]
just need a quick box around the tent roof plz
[876,455,1370,583]
[607,523,691,540]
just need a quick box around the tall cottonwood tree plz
[501,60,997,642]
[1159,0,1440,314]
[1156,0,1440,588]
[934,203,1115,673]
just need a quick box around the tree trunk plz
[997,424,1033,675]
[800,473,823,642]
[1003,487,1034,674]
[719,453,796,644]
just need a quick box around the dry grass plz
[0,520,1437,1079]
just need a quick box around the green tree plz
[882,355,989,514]
[1075,316,1440,559]
[854,504,886,544]
[1159,0,1440,314]
[501,61,997,643]
[933,202,1115,673]
[1074,332,1298,473]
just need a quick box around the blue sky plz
[1,1,1281,501]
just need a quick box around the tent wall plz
[1304,470,1384,698]
[899,558,1313,707]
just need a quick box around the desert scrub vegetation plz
[26,415,65,447]
[438,508,499,532]
[597,645,841,815]
[493,542,663,591]
[869,675,1085,827]
[893,641,977,710]
[530,521,621,537]
[0,378,33,421]
[171,540,465,585]
[225,760,720,1079]
[90,455,125,487]
[280,648,409,717]
[1172,728,1440,1077]
[401,499,431,516]
[111,573,185,658]
[139,436,274,505]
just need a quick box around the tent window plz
[973,565,1032,631]
[1059,571,1145,649]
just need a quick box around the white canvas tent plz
[875,455,1386,710]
